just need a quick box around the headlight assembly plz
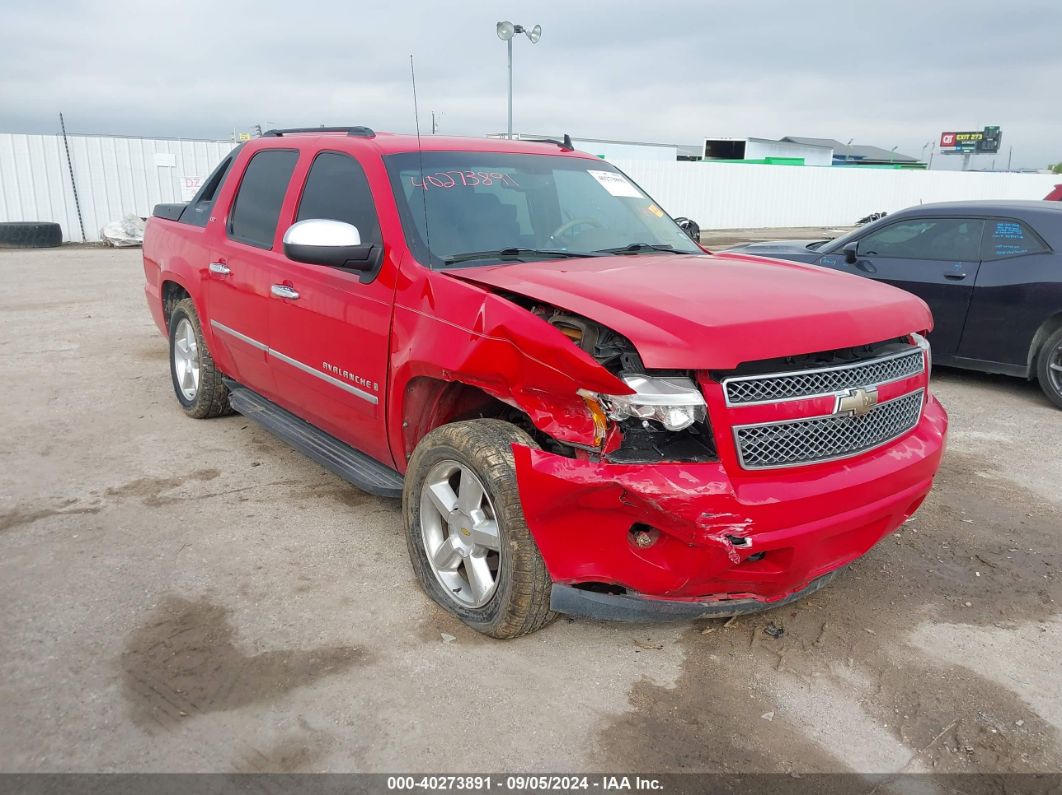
[594,374,707,432]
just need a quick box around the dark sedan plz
[724,201,1062,408]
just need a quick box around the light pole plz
[497,21,542,139]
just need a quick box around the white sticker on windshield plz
[588,170,643,198]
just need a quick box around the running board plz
[225,380,404,499]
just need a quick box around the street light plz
[921,140,934,170]
[497,21,542,139]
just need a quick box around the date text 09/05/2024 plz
[386,775,663,791]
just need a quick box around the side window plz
[228,149,299,249]
[981,219,1050,260]
[182,153,235,228]
[859,218,984,261]
[296,152,381,245]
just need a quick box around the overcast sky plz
[2,0,1060,169]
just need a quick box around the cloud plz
[1,0,1060,168]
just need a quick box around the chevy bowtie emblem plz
[835,386,879,417]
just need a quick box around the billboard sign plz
[940,126,1002,154]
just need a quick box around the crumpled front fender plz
[389,270,632,460]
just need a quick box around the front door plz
[266,150,395,468]
[826,217,985,357]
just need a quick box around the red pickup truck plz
[143,127,947,638]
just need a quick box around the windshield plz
[384,151,701,267]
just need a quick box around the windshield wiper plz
[593,243,687,255]
[442,248,602,265]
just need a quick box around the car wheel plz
[1036,327,1062,410]
[403,419,555,638]
[168,298,231,418]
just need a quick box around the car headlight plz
[596,374,707,432]
[911,332,932,375]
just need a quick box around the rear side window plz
[296,152,381,244]
[228,149,299,249]
[981,219,1050,260]
[182,153,235,228]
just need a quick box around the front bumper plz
[514,394,947,614]
[550,569,839,622]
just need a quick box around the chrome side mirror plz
[283,219,378,272]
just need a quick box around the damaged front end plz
[412,274,946,621]
[518,299,719,466]
[508,306,946,619]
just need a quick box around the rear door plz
[826,217,985,356]
[203,148,299,397]
[266,150,396,467]
[958,217,1058,368]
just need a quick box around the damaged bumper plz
[550,569,839,622]
[515,394,947,617]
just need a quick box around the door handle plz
[209,262,231,275]
[944,272,967,280]
[271,284,300,300]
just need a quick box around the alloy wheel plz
[1050,342,1062,397]
[419,459,502,608]
[172,317,200,402]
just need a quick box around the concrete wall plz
[613,159,1061,229]
[0,133,235,242]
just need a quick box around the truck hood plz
[449,253,932,370]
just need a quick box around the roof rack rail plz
[522,133,574,152]
[262,126,376,139]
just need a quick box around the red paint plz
[143,129,948,611]
[515,395,947,600]
[451,253,932,370]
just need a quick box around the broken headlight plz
[600,374,707,432]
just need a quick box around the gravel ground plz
[0,247,1058,774]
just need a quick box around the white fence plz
[1,132,1058,242]
[613,159,1061,229]
[0,133,235,242]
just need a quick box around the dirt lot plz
[0,247,1058,774]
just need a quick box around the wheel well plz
[401,378,510,463]
[400,377,564,463]
[1029,311,1062,374]
[161,281,191,330]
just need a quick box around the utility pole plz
[1007,146,1013,172]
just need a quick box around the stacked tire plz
[0,222,63,249]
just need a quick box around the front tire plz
[403,420,555,638]
[168,298,231,419]
[1036,327,1062,410]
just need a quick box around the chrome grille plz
[734,390,924,469]
[724,349,924,405]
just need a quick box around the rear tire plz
[168,298,231,418]
[1035,327,1062,410]
[403,420,555,638]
